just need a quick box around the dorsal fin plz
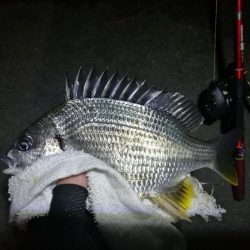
[109,74,128,99]
[65,67,204,131]
[91,69,108,98]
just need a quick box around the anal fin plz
[149,177,196,222]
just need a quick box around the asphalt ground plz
[0,1,249,249]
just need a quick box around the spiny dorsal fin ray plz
[66,67,204,131]
[101,71,118,98]
[127,80,148,103]
[82,66,96,98]
[109,74,128,99]
[65,74,70,101]
[91,69,108,98]
[137,86,161,105]
[73,67,82,100]
[119,77,138,100]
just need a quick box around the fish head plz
[1,117,64,174]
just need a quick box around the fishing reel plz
[198,65,250,125]
[198,80,232,124]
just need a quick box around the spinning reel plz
[199,66,250,125]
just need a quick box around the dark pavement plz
[0,1,249,249]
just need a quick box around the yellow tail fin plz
[213,160,238,186]
[212,129,240,186]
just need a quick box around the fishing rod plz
[198,0,250,201]
[232,0,246,201]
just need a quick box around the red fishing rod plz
[232,0,245,200]
[198,0,249,201]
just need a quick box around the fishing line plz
[213,0,218,81]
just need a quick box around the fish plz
[1,67,238,221]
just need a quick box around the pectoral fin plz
[148,177,196,222]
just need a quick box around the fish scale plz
[46,98,216,196]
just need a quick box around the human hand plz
[58,173,88,188]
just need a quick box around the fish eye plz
[17,136,33,151]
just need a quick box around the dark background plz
[0,0,249,249]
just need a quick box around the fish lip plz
[0,155,15,167]
[0,155,18,174]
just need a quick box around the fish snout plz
[0,154,15,168]
[0,154,20,175]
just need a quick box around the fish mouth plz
[0,155,19,175]
[0,155,15,167]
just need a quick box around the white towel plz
[4,151,225,250]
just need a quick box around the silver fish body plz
[42,98,215,196]
[2,68,237,205]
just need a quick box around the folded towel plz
[4,150,225,250]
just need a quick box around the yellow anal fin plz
[149,177,196,222]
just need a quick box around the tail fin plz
[211,129,239,186]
